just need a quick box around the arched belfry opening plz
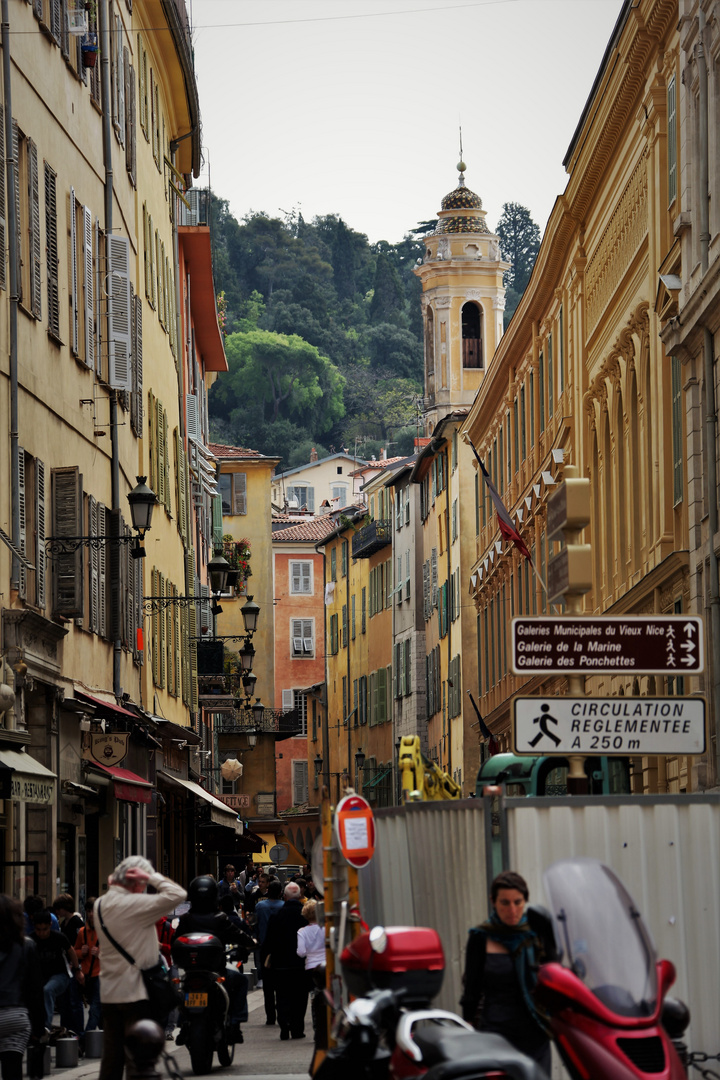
[462,301,483,369]
[425,306,435,395]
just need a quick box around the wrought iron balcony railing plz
[351,519,392,559]
[214,708,303,737]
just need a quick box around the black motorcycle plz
[171,932,240,1074]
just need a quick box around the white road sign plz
[513,697,706,756]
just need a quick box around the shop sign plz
[11,774,55,804]
[83,732,129,766]
[218,793,250,809]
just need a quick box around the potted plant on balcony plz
[222,535,252,592]
[80,29,98,66]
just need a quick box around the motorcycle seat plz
[415,1029,547,1080]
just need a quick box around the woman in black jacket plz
[0,895,45,1080]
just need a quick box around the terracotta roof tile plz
[271,515,338,542]
[208,443,275,460]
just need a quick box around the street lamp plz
[238,641,255,673]
[355,747,366,790]
[314,753,323,776]
[207,552,230,595]
[251,698,265,727]
[240,596,260,636]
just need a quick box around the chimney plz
[310,447,318,462]
[380,447,386,460]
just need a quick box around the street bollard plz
[84,1029,104,1058]
[125,1020,164,1080]
[54,1039,79,1068]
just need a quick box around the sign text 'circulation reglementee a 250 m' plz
[511,616,704,676]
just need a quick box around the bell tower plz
[414,161,508,434]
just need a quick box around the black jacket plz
[0,939,45,1037]
[263,899,307,970]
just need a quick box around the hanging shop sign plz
[83,732,130,766]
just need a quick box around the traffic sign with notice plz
[513,696,706,756]
[335,793,376,869]
[511,616,704,676]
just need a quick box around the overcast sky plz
[188,0,623,244]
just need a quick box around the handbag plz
[96,900,182,1021]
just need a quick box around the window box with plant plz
[222,535,252,593]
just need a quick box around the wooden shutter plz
[377,667,386,723]
[69,188,78,352]
[28,139,41,319]
[98,503,107,636]
[233,472,246,515]
[36,459,46,608]
[45,163,59,336]
[108,235,132,390]
[52,466,83,617]
[369,672,376,727]
[89,496,98,632]
[83,205,94,367]
[131,291,143,434]
[17,448,26,599]
[282,689,294,711]
[292,760,309,805]
[186,393,199,440]
[11,121,20,303]
[108,508,123,643]
[212,494,223,550]
[162,406,170,512]
[404,639,411,696]
[156,400,166,507]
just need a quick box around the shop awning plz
[254,832,281,864]
[87,762,153,804]
[157,771,243,834]
[0,748,56,804]
[76,691,138,720]
[146,716,203,745]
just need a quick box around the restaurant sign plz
[82,733,129,766]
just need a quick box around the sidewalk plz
[32,988,313,1080]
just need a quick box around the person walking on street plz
[73,899,102,1049]
[297,899,326,1046]
[460,870,551,1073]
[30,911,84,1034]
[217,865,242,909]
[0,895,45,1080]
[255,880,284,1025]
[95,856,186,1080]
[262,882,308,1041]
[52,896,85,1043]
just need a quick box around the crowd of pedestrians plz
[0,856,324,1079]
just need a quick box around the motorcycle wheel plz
[188,1018,214,1076]
[217,1037,235,1068]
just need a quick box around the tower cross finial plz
[457,125,466,186]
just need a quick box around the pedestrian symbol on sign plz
[529,703,562,748]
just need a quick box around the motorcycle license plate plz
[186,992,208,1008]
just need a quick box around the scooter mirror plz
[526,904,561,963]
[369,926,388,954]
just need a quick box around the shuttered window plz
[44,162,59,337]
[108,234,132,390]
[27,139,41,319]
[0,104,5,291]
[291,618,314,657]
[290,560,312,594]
[292,760,309,805]
[672,355,683,506]
[668,75,677,206]
[52,466,84,618]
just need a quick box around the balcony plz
[352,519,392,559]
[215,708,303,739]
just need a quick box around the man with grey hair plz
[262,879,308,1039]
[95,856,186,1080]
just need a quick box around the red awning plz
[76,692,138,720]
[89,762,153,804]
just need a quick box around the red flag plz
[467,439,532,562]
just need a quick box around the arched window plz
[462,301,484,369]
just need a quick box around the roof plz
[208,443,280,464]
[349,455,407,477]
[272,515,339,543]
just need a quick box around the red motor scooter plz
[530,858,690,1080]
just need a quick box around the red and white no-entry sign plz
[335,793,376,868]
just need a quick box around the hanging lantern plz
[220,757,243,782]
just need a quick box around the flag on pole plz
[466,438,532,562]
[466,691,499,756]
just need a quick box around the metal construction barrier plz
[361,791,720,1051]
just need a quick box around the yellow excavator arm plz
[398,735,461,800]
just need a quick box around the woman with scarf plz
[460,871,550,1073]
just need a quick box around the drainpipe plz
[320,548,331,793]
[98,0,121,699]
[445,447,452,775]
[2,0,20,589]
[345,539,352,781]
[697,10,720,787]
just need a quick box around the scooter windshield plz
[543,858,658,1017]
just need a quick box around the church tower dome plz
[414,161,508,434]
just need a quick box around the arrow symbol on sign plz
[684,622,697,637]
[681,655,696,666]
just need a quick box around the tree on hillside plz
[496,202,541,297]
[369,252,406,326]
[210,329,345,432]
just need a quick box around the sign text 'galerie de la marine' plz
[511,616,704,675]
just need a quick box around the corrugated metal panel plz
[508,794,720,1052]
[361,800,488,1012]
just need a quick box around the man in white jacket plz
[96,856,186,1080]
